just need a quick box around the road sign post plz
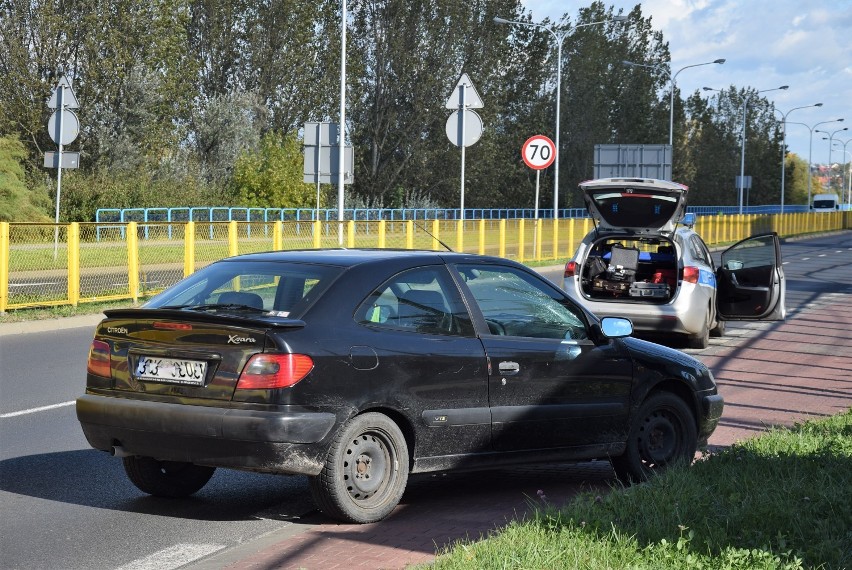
[445,74,484,221]
[522,135,556,254]
[46,77,80,259]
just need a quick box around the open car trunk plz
[579,237,678,304]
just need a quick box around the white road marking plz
[0,400,75,418]
[819,254,827,257]
[115,544,226,570]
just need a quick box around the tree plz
[0,135,52,221]
[230,131,314,208]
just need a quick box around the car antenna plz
[413,220,454,252]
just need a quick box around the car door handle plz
[498,361,520,376]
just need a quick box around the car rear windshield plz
[590,190,679,229]
[144,261,343,318]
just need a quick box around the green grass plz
[427,410,852,570]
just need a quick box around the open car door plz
[716,233,786,321]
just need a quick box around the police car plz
[562,178,786,349]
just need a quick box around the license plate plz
[135,356,207,386]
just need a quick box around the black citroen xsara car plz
[78,249,723,523]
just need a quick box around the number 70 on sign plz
[521,135,556,170]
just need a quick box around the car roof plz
[579,178,689,235]
[219,248,515,268]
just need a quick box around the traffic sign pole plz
[53,87,65,260]
[459,85,466,222]
[521,135,556,256]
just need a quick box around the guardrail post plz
[378,220,386,248]
[184,221,195,277]
[406,220,414,250]
[431,219,440,251]
[67,223,80,306]
[478,219,485,255]
[273,221,283,250]
[127,222,140,303]
[313,220,321,248]
[0,222,9,312]
[348,220,355,248]
[456,220,464,252]
[499,219,506,258]
[229,220,239,256]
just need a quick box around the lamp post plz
[774,103,822,213]
[815,127,849,187]
[800,119,844,207]
[494,14,628,218]
[825,141,852,203]
[835,139,852,205]
[622,58,725,149]
[737,85,789,214]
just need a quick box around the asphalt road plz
[1,231,849,570]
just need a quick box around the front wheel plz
[123,456,215,497]
[309,412,409,523]
[612,393,698,484]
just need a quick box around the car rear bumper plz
[76,394,337,475]
[565,280,710,335]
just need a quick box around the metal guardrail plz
[1,210,849,312]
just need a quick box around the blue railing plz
[95,204,811,229]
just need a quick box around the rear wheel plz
[612,393,698,484]
[123,456,215,497]
[710,317,726,338]
[309,412,409,523]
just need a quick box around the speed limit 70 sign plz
[521,135,556,170]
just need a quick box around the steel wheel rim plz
[638,410,681,467]
[343,432,392,503]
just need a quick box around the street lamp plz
[800,119,844,207]
[834,138,852,205]
[815,126,849,173]
[774,103,822,213]
[738,85,789,214]
[494,13,629,218]
[622,58,725,149]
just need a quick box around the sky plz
[521,0,852,166]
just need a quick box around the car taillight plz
[683,266,700,284]
[236,354,314,390]
[87,339,112,378]
[564,261,578,278]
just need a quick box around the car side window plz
[456,265,589,340]
[354,266,474,336]
[689,235,712,266]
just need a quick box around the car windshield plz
[144,260,343,318]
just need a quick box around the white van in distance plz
[812,194,839,212]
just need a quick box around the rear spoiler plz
[103,308,307,329]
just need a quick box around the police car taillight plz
[564,261,578,278]
[683,266,700,284]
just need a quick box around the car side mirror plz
[600,317,633,338]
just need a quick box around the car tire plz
[123,456,215,497]
[612,392,698,484]
[309,412,409,524]
[710,318,726,338]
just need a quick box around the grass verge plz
[0,299,136,323]
[428,409,852,569]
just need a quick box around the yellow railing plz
[1,211,849,311]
